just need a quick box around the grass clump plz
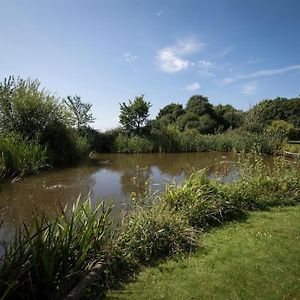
[0,133,47,179]
[118,204,197,263]
[115,135,154,153]
[0,198,112,299]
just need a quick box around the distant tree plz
[64,95,95,129]
[119,95,151,135]
[186,95,215,116]
[246,97,300,129]
[157,103,184,121]
[214,104,244,129]
[197,114,218,134]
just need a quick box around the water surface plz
[0,152,240,237]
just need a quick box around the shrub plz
[115,135,154,153]
[118,204,197,263]
[0,133,47,178]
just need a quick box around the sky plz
[0,0,299,130]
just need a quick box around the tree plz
[214,104,244,130]
[64,95,95,129]
[186,95,214,116]
[119,95,151,135]
[157,103,184,121]
[0,76,66,137]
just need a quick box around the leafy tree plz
[64,95,95,129]
[119,95,151,135]
[157,103,184,122]
[0,76,67,137]
[186,95,215,116]
[246,97,300,129]
[265,120,294,140]
[214,104,244,130]
[197,114,218,134]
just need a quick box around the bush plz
[0,133,47,178]
[118,204,197,263]
[114,134,154,153]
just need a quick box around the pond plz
[0,152,253,239]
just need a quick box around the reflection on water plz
[0,152,250,238]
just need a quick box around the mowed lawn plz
[108,206,300,300]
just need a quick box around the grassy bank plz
[108,205,300,300]
[0,154,299,299]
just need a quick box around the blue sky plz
[0,0,299,130]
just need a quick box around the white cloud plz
[221,64,300,85]
[198,60,214,67]
[185,82,200,91]
[198,60,216,77]
[123,52,138,63]
[242,82,257,95]
[156,10,163,16]
[156,39,204,73]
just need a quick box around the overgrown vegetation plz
[0,154,299,299]
[1,75,299,179]
[0,76,97,180]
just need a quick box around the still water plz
[0,152,240,234]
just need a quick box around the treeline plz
[104,93,300,153]
[1,76,299,179]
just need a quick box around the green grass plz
[108,205,300,300]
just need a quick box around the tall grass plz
[114,129,280,154]
[0,133,47,180]
[0,198,112,299]
[115,134,154,153]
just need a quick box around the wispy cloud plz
[156,10,163,16]
[221,64,300,85]
[123,52,138,63]
[215,46,235,59]
[247,58,262,64]
[198,59,216,77]
[185,82,200,91]
[242,82,257,95]
[156,39,205,73]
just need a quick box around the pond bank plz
[1,154,298,299]
[108,205,300,300]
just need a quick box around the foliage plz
[114,130,279,154]
[119,95,151,135]
[265,120,294,140]
[0,198,112,300]
[64,95,95,129]
[245,97,300,129]
[186,95,215,116]
[0,76,67,138]
[0,133,47,179]
[118,204,197,263]
[115,134,154,153]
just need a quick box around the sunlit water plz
[0,152,271,240]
